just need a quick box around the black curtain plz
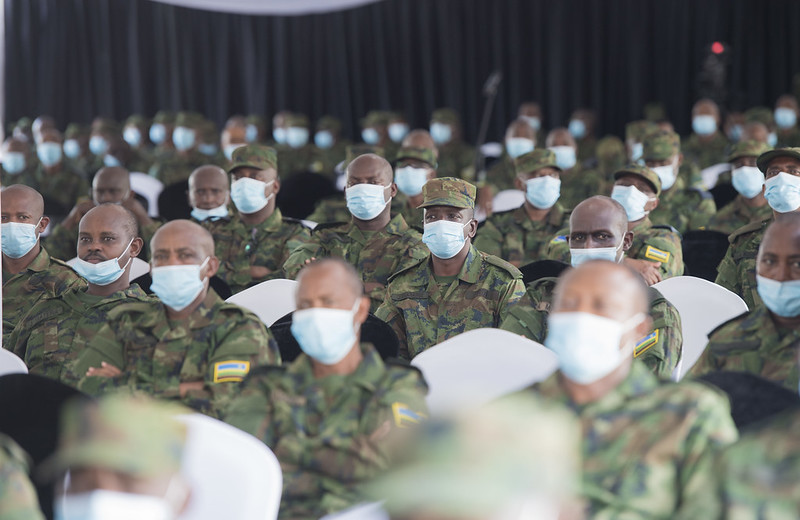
[5,0,800,142]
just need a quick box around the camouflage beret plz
[614,163,662,197]
[228,144,278,172]
[514,149,560,175]
[40,395,186,480]
[316,116,342,132]
[625,120,658,141]
[393,147,437,169]
[175,111,205,128]
[744,106,774,126]
[124,114,149,128]
[361,110,390,128]
[419,176,476,209]
[643,102,668,122]
[245,114,265,126]
[596,135,625,158]
[728,140,771,162]
[756,147,800,173]
[431,108,461,125]
[345,144,385,164]
[285,113,309,128]
[643,129,680,161]
[64,123,87,140]
[153,111,176,124]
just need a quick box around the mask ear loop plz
[116,237,135,271]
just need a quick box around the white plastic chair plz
[411,328,559,417]
[176,413,282,520]
[0,349,28,376]
[66,256,150,283]
[226,278,298,327]
[492,189,526,213]
[129,172,165,218]
[699,162,732,190]
[320,502,388,520]
[652,276,749,381]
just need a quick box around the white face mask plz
[55,489,175,520]
[651,159,678,191]
[569,237,624,267]
[611,185,654,222]
[290,298,361,365]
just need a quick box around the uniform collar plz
[289,342,385,392]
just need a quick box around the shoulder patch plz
[483,253,523,278]
[707,310,751,338]
[213,360,251,383]
[549,235,568,244]
[634,330,659,358]
[391,402,427,428]
[644,245,671,263]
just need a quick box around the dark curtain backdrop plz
[5,0,800,142]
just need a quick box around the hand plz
[179,381,205,398]
[85,361,122,378]
[623,257,662,285]
[249,265,272,279]
[64,199,96,229]
[303,257,317,265]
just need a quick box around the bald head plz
[92,167,130,204]
[81,204,138,243]
[346,153,393,185]
[401,130,438,158]
[570,196,628,239]
[296,258,364,308]
[546,128,576,148]
[554,260,649,320]
[151,219,215,261]
[2,184,44,219]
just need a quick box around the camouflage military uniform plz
[71,290,281,416]
[283,214,428,312]
[18,163,89,214]
[147,149,208,187]
[715,408,800,518]
[557,166,607,211]
[485,155,517,192]
[706,196,772,234]
[474,203,570,266]
[224,343,429,520]
[714,216,771,309]
[576,135,597,166]
[777,127,800,148]
[501,277,682,378]
[531,360,738,518]
[8,284,155,383]
[390,195,424,231]
[44,218,161,264]
[436,141,475,181]
[2,246,86,344]
[306,196,349,224]
[683,131,730,170]
[308,116,349,179]
[688,305,799,391]
[0,434,45,520]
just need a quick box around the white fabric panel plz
[148,0,383,16]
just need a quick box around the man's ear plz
[205,255,220,278]
[622,231,634,252]
[355,295,370,324]
[129,237,144,259]
[37,216,50,235]
[466,218,478,239]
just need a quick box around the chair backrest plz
[652,276,749,381]
[492,189,525,213]
[158,179,192,221]
[129,172,165,218]
[226,278,298,327]
[176,413,282,520]
[0,349,27,376]
[66,256,151,284]
[681,229,730,282]
[519,260,570,285]
[410,328,559,416]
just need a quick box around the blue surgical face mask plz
[505,137,535,159]
[764,172,800,213]
[103,155,122,168]
[430,123,452,145]
[63,139,82,159]
[524,175,561,209]
[224,143,245,161]
[775,107,798,129]
[191,203,229,222]
[727,124,743,142]
[246,124,259,143]
[172,126,196,152]
[692,115,717,136]
[388,122,409,143]
[568,119,586,139]
[89,136,109,156]
[150,124,167,145]
[72,238,134,286]
[291,298,361,365]
[123,127,142,148]
[346,183,391,220]
[570,238,624,267]
[521,115,541,131]
[315,130,334,149]
[630,142,643,163]
[361,128,380,145]
[2,152,26,174]
[395,166,430,196]
[286,127,309,149]
[198,143,218,156]
[150,257,209,312]
[422,219,469,259]
[1,218,42,258]
[731,166,765,199]
[611,184,653,222]
[768,132,778,147]
[231,177,274,214]
[272,127,286,145]
[757,275,800,318]
[37,142,63,167]
[652,160,677,191]
[550,146,577,170]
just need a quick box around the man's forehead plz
[767,156,800,169]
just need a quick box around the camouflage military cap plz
[393,147,437,169]
[175,111,205,128]
[728,140,771,162]
[40,395,186,479]
[228,144,278,172]
[744,106,774,126]
[597,135,625,158]
[419,176,476,209]
[245,114,264,126]
[625,120,658,141]
[388,111,406,122]
[345,144,385,163]
[198,120,218,140]
[285,113,309,128]
[431,108,461,125]
[124,114,149,128]
[756,147,800,173]
[643,102,667,122]
[514,149,560,176]
[316,115,342,132]
[643,129,680,161]
[153,110,176,124]
[614,163,662,196]
[64,123,86,140]
[361,110,390,128]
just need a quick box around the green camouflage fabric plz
[44,219,161,266]
[16,163,89,213]
[744,106,774,127]
[485,155,518,192]
[309,141,349,180]
[683,131,730,170]
[71,290,281,416]
[436,141,476,182]
[714,216,771,309]
[532,360,738,518]
[576,135,597,165]
[127,147,155,174]
[393,147,437,169]
[148,149,208,187]
[626,120,659,144]
[705,197,772,235]
[615,162,662,196]
[277,145,315,178]
[473,203,570,267]
[581,136,626,199]
[2,246,86,345]
[306,196,350,224]
[559,166,608,210]
[546,216,685,280]
[714,408,800,518]
[643,129,680,161]
[229,144,277,172]
[0,434,45,520]
[375,245,529,359]
[728,140,771,162]
[515,148,559,173]
[419,177,476,209]
[500,277,683,378]
[8,284,155,383]
[777,127,800,148]
[210,209,310,294]
[688,305,799,391]
[175,111,204,128]
[362,110,391,128]
[283,214,428,312]
[649,166,717,234]
[224,343,428,520]
[390,195,424,231]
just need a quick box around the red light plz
[711,42,725,54]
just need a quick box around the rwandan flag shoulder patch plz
[392,402,427,428]
[634,330,659,358]
[644,245,670,263]
[550,235,568,244]
[213,360,251,383]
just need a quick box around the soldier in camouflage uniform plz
[1,185,85,344]
[644,129,717,234]
[625,119,658,164]
[683,98,730,169]
[502,196,683,378]
[0,434,45,519]
[1,137,37,188]
[485,118,537,193]
[692,216,800,391]
[715,147,800,308]
[71,220,280,416]
[517,101,547,148]
[390,146,437,230]
[569,108,598,166]
[429,108,475,181]
[775,94,800,147]
[548,164,684,284]
[361,110,399,161]
[187,164,231,226]
[706,140,772,234]
[545,128,597,210]
[148,110,177,161]
[225,259,428,519]
[122,114,155,173]
[8,205,155,383]
[527,261,738,518]
[148,111,209,187]
[375,177,528,359]
[62,124,93,179]
[475,149,570,267]
[284,154,427,311]
[309,115,349,180]
[579,135,627,197]
[276,113,315,178]
[214,145,310,294]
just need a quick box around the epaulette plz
[728,217,771,244]
[311,221,349,232]
[244,364,287,380]
[483,252,523,278]
[387,255,427,282]
[50,257,74,269]
[706,310,751,338]
[651,224,681,237]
